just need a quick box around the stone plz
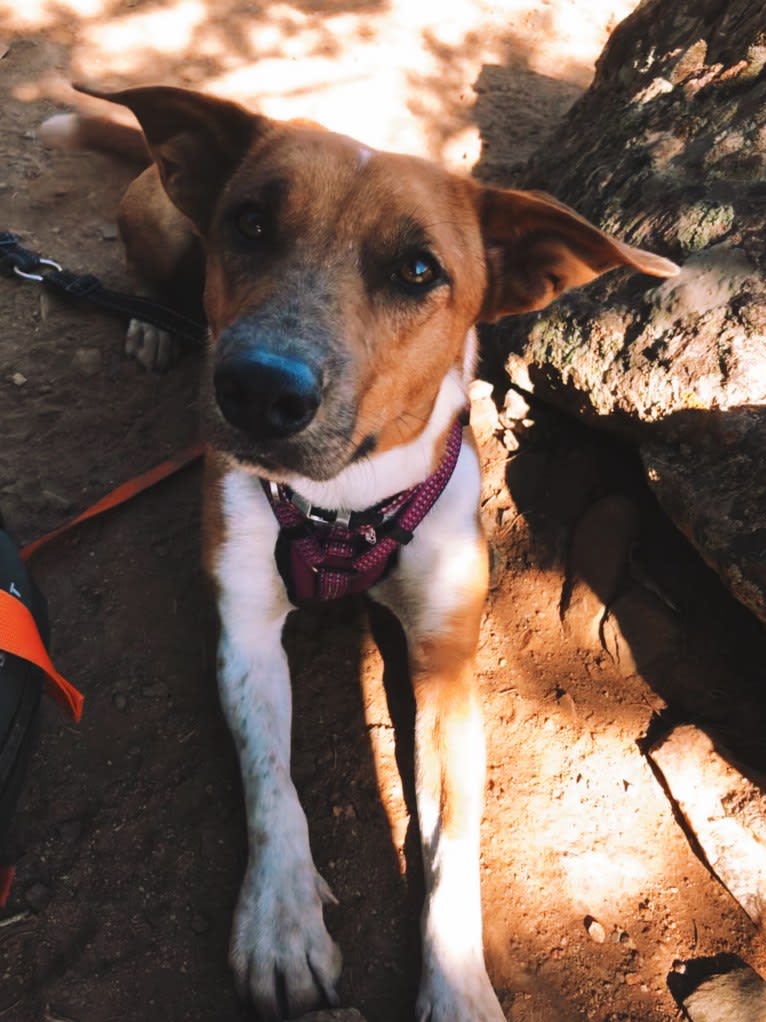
[72,347,102,376]
[190,911,210,934]
[468,378,494,401]
[585,916,606,943]
[24,881,50,912]
[649,725,766,927]
[470,379,499,437]
[562,495,641,647]
[499,387,530,424]
[57,819,82,843]
[486,0,766,624]
[683,964,766,1022]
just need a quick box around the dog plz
[41,84,678,1021]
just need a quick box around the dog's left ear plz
[74,84,268,231]
[476,187,679,321]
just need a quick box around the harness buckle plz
[289,488,352,526]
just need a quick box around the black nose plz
[214,351,322,439]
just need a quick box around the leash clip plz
[0,232,62,282]
[13,257,63,283]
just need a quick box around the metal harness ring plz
[13,258,63,283]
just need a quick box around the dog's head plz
[81,85,678,481]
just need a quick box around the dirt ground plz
[2,2,766,1021]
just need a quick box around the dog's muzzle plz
[214,349,323,440]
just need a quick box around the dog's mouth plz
[200,376,360,482]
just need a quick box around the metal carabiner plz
[13,257,62,283]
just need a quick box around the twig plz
[0,911,29,929]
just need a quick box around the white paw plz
[125,317,179,372]
[230,858,342,1020]
[417,957,506,1022]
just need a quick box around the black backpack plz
[0,519,56,903]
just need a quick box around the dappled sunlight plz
[88,1,210,64]
[1,0,637,164]
[1,0,105,29]
[498,725,679,915]
[3,0,765,1017]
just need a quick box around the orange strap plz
[3,440,205,721]
[0,589,83,721]
[21,442,205,561]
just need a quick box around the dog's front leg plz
[373,446,505,1022]
[210,468,341,1020]
[409,608,506,1022]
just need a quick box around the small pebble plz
[72,347,102,376]
[142,682,168,699]
[502,429,520,452]
[468,379,493,400]
[557,691,577,718]
[11,372,27,386]
[58,819,82,843]
[190,912,210,934]
[501,388,531,422]
[24,882,50,912]
[585,916,607,943]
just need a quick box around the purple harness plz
[262,418,465,605]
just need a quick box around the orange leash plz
[2,441,205,720]
[21,441,205,561]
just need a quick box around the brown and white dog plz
[42,85,678,1022]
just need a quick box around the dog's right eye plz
[234,206,267,241]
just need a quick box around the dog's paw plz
[125,318,179,372]
[416,958,506,1022]
[230,860,342,1020]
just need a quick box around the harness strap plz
[264,418,465,604]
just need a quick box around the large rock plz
[682,964,766,1022]
[649,725,766,927]
[487,0,766,622]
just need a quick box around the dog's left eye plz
[393,252,442,291]
[235,206,267,241]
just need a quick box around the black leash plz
[0,232,207,349]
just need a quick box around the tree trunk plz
[487,0,766,622]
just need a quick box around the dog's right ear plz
[74,84,269,231]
